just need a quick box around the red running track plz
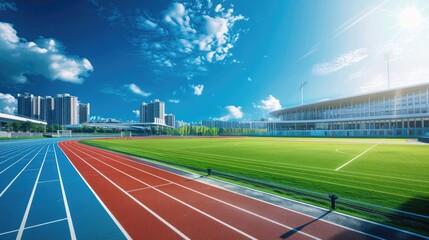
[59,140,377,240]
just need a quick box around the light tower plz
[300,81,307,105]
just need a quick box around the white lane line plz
[61,143,190,240]
[69,145,258,240]
[53,144,76,240]
[72,143,320,240]
[127,182,174,193]
[38,179,59,184]
[0,145,37,160]
[57,143,131,240]
[0,145,41,174]
[0,218,67,236]
[16,144,50,239]
[0,145,47,198]
[335,143,380,171]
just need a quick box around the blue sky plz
[1,0,429,122]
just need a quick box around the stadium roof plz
[270,82,429,117]
[0,113,47,125]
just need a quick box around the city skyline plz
[1,0,429,122]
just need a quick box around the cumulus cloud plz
[136,1,246,71]
[217,105,243,121]
[254,95,282,111]
[169,99,180,103]
[0,22,93,83]
[0,93,17,114]
[0,1,16,11]
[191,84,204,96]
[132,109,140,118]
[125,83,151,97]
[312,48,368,75]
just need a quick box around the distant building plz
[17,93,33,118]
[175,120,188,129]
[165,114,175,128]
[79,103,90,124]
[42,96,55,125]
[201,120,267,129]
[140,99,165,125]
[54,93,79,125]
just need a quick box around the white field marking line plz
[0,218,67,236]
[16,144,50,240]
[38,179,59,184]
[0,145,41,173]
[127,182,174,193]
[0,145,47,198]
[53,144,76,240]
[76,143,321,240]
[81,144,383,240]
[66,143,257,240]
[335,148,354,155]
[61,143,190,240]
[56,143,132,240]
[335,143,380,171]
[68,145,258,240]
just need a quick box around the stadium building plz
[269,83,429,137]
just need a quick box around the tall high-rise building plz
[79,103,90,123]
[17,93,33,118]
[42,96,55,125]
[54,93,78,125]
[32,96,43,120]
[165,114,175,128]
[140,99,165,124]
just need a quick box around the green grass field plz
[83,137,429,233]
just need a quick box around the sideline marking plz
[0,145,46,198]
[70,142,321,240]
[62,143,190,240]
[56,143,131,240]
[16,144,50,239]
[53,144,76,240]
[335,143,379,171]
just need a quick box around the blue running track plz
[0,138,127,239]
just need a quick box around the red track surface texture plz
[59,140,374,240]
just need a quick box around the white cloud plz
[0,22,93,84]
[169,99,180,103]
[312,48,368,75]
[125,83,151,97]
[136,1,246,71]
[254,95,282,111]
[191,84,204,96]
[132,109,140,118]
[0,93,17,114]
[217,105,243,121]
[0,1,16,11]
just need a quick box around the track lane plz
[61,141,263,240]
[61,140,382,240]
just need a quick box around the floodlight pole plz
[300,81,307,105]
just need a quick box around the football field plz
[83,137,429,220]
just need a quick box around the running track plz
[1,138,428,239]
